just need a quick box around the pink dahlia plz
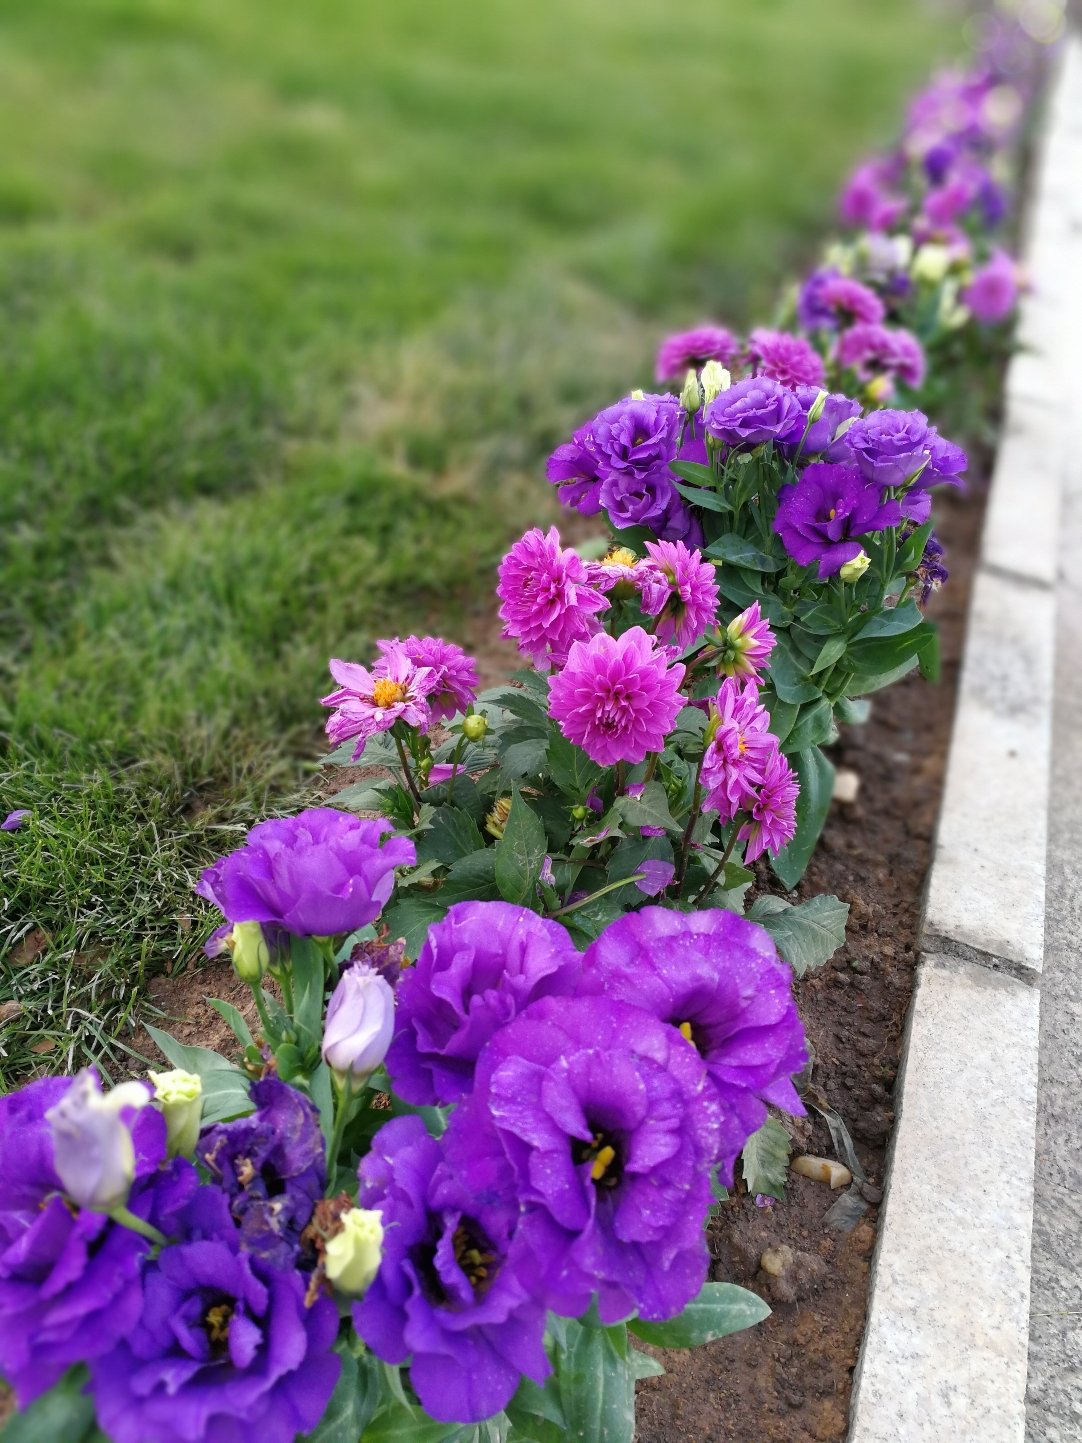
[746,328,825,391]
[836,323,926,397]
[700,678,777,822]
[377,636,478,724]
[585,545,641,595]
[497,526,608,669]
[739,748,799,862]
[547,626,686,767]
[655,325,740,383]
[720,602,776,682]
[322,644,437,757]
[637,539,720,650]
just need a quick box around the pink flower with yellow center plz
[739,748,800,861]
[636,539,720,650]
[700,678,777,822]
[321,643,437,758]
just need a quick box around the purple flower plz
[910,529,950,603]
[196,808,415,939]
[746,327,825,390]
[497,526,608,669]
[197,1078,324,1268]
[739,748,800,861]
[704,376,806,451]
[655,325,740,382]
[386,901,582,1107]
[579,907,806,1181]
[836,323,926,396]
[798,270,884,331]
[322,644,437,755]
[774,462,902,579]
[962,247,1019,323]
[584,392,682,488]
[843,408,934,488]
[354,1116,550,1424]
[838,156,907,232]
[1,810,30,831]
[46,1069,153,1212]
[636,539,720,649]
[635,858,676,895]
[600,464,678,532]
[546,424,604,515]
[0,1076,195,1406]
[720,601,776,682]
[377,636,479,724]
[447,995,721,1324]
[548,626,686,767]
[700,679,778,820]
[90,1187,340,1443]
[782,386,863,462]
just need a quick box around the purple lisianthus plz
[497,525,609,669]
[746,327,825,390]
[548,626,686,767]
[739,748,800,862]
[962,247,1019,323]
[197,1077,324,1268]
[782,386,863,462]
[600,463,678,532]
[386,901,582,1106]
[546,424,604,515]
[579,907,806,1181]
[636,538,720,649]
[844,411,967,520]
[800,272,885,331]
[655,324,740,382]
[355,1115,549,1424]
[585,391,681,488]
[196,807,415,940]
[774,462,902,579]
[704,376,805,451]
[377,636,478,724]
[0,1076,195,1406]
[836,323,926,396]
[322,643,437,756]
[90,1187,340,1443]
[700,678,778,821]
[447,995,721,1324]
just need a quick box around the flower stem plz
[446,735,467,802]
[547,875,645,919]
[692,823,742,906]
[674,752,706,891]
[394,732,424,812]
[109,1205,168,1249]
[642,752,659,785]
[326,1078,355,1172]
[248,981,275,1043]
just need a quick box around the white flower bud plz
[47,1070,151,1212]
[228,920,270,983]
[912,243,953,285]
[679,368,702,415]
[700,360,731,405]
[839,550,871,584]
[149,1069,203,1159]
[324,1207,384,1296]
[322,964,395,1082]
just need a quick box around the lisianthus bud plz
[806,389,828,425]
[462,713,488,742]
[46,1070,151,1212]
[630,388,645,401]
[912,243,952,285]
[322,963,395,1082]
[840,550,870,583]
[149,1069,203,1159]
[485,795,512,840]
[700,360,731,405]
[228,920,270,983]
[679,368,702,415]
[865,375,893,405]
[324,1207,384,1296]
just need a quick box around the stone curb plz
[848,35,1082,1443]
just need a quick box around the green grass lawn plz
[0,0,957,1084]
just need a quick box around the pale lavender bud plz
[46,1069,151,1212]
[322,963,395,1081]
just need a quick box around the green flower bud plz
[148,1069,203,1159]
[806,389,829,424]
[700,360,731,405]
[324,1207,384,1296]
[462,713,488,742]
[229,920,270,983]
[679,368,702,415]
[839,550,871,584]
[570,804,588,822]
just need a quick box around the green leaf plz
[795,603,843,635]
[833,696,871,725]
[500,736,550,779]
[739,1117,792,1200]
[673,481,732,513]
[761,691,798,747]
[895,520,934,573]
[144,1024,253,1124]
[552,1319,635,1443]
[705,533,783,571]
[784,697,836,753]
[748,894,849,976]
[714,568,765,611]
[770,747,835,889]
[917,622,940,682]
[493,789,548,905]
[629,1282,771,1348]
[629,1348,666,1380]
[205,996,254,1050]
[331,779,396,813]
[439,848,501,904]
[307,1060,336,1150]
[856,599,923,639]
[361,1404,509,1443]
[766,639,822,704]
[669,460,717,486]
[379,896,446,956]
[415,806,485,866]
[607,834,674,887]
[0,1369,99,1443]
[547,732,604,799]
[290,936,328,1048]
[303,1344,380,1442]
[809,633,848,675]
[613,781,681,835]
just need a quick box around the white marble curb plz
[848,35,1082,1443]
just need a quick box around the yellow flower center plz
[372,678,408,708]
[828,508,837,520]
[204,1303,233,1345]
[590,1145,617,1182]
[603,546,637,568]
[678,1021,694,1043]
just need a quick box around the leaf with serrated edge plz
[740,1116,792,1199]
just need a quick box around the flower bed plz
[0,10,1057,1443]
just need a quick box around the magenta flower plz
[739,749,800,861]
[838,156,907,232]
[322,644,436,757]
[655,325,740,382]
[836,323,926,396]
[774,463,902,578]
[548,626,686,767]
[720,601,776,681]
[497,526,608,669]
[820,275,886,328]
[962,247,1019,324]
[377,635,479,724]
[746,328,825,390]
[637,539,720,649]
[700,679,777,822]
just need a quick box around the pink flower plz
[746,328,825,391]
[700,679,777,822]
[636,539,720,650]
[322,644,437,757]
[377,636,478,724]
[655,325,740,382]
[836,323,926,397]
[818,275,885,328]
[962,248,1019,325]
[721,602,776,682]
[497,526,608,669]
[547,627,686,766]
[739,749,800,861]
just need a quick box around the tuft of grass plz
[0,0,958,1080]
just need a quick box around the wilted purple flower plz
[746,327,825,390]
[90,1187,340,1443]
[637,538,720,649]
[799,271,885,331]
[774,463,902,578]
[655,324,740,382]
[0,1076,194,1406]
[836,323,926,396]
[322,644,437,755]
[377,636,479,724]
[910,530,950,603]
[386,901,582,1106]
[579,907,806,1181]
[196,808,415,940]
[720,601,776,682]
[739,748,800,862]
[354,1116,550,1424]
[962,247,1019,323]
[447,995,721,1323]
[197,1077,325,1267]
[700,678,778,821]
[635,858,676,895]
[1,810,29,831]
[497,525,608,669]
[46,1069,152,1212]
[323,963,395,1080]
[704,376,806,451]
[546,423,604,515]
[548,626,686,767]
